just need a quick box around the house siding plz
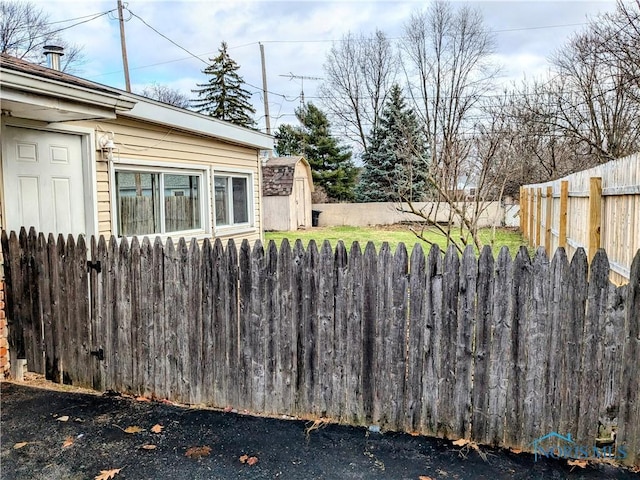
[72,117,263,245]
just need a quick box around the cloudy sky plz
[30,0,618,132]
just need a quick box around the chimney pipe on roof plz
[43,45,64,71]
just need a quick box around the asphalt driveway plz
[1,380,638,480]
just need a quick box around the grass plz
[264,224,529,257]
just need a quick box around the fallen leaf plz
[56,416,70,422]
[247,456,258,466]
[568,459,588,469]
[418,476,433,480]
[224,406,233,413]
[150,424,164,434]
[94,468,122,480]
[452,438,470,447]
[239,454,249,463]
[510,447,522,454]
[135,396,150,402]
[13,442,28,449]
[141,444,157,450]
[62,437,74,448]
[123,426,143,434]
[185,446,211,459]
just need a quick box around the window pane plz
[214,176,229,225]
[164,174,201,232]
[232,177,249,224]
[116,171,160,236]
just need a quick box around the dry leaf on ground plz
[247,456,259,466]
[62,437,74,448]
[141,444,157,450]
[240,454,249,463]
[56,415,70,422]
[94,468,121,480]
[123,426,143,434]
[185,446,211,459]
[452,438,470,447]
[418,476,433,480]
[13,442,28,449]
[135,396,150,402]
[150,424,164,433]
[568,459,588,468]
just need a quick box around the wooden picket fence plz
[2,228,639,466]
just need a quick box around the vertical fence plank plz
[362,242,377,424]
[576,249,610,446]
[522,248,549,444]
[24,229,42,375]
[89,236,102,391]
[39,233,55,382]
[291,240,306,415]
[75,235,90,387]
[212,238,227,407]
[558,249,588,437]
[46,234,62,384]
[151,237,166,399]
[264,240,280,414]
[387,243,408,431]
[187,238,202,404]
[130,237,142,395]
[487,247,512,446]
[333,241,348,421]
[506,247,532,449]
[437,245,460,439]
[175,238,191,404]
[164,238,179,401]
[405,244,426,433]
[374,242,392,427]
[618,250,640,465]
[63,235,78,385]
[238,239,252,410]
[116,237,133,393]
[421,245,442,436]
[226,239,240,408]
[345,242,364,425]
[101,237,117,391]
[588,177,603,260]
[454,245,476,439]
[471,246,494,444]
[545,186,553,253]
[250,240,267,412]
[200,239,215,406]
[139,237,154,398]
[317,240,335,417]
[545,248,569,436]
[559,181,569,249]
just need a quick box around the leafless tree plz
[0,0,85,72]
[139,83,191,108]
[397,1,501,251]
[320,29,398,153]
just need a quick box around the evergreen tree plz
[355,84,429,202]
[274,124,302,156]
[297,103,357,202]
[191,41,256,128]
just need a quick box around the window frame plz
[213,169,255,235]
[110,159,211,240]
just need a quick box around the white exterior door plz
[2,126,87,236]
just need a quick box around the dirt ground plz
[1,379,638,480]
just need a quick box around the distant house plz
[0,52,273,244]
[262,156,314,231]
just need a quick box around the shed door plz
[2,126,87,235]
[295,178,307,228]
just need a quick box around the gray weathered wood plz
[226,239,239,408]
[345,242,364,425]
[361,242,377,424]
[333,241,348,422]
[317,240,335,417]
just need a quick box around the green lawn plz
[265,225,529,257]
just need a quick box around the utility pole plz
[259,43,271,135]
[117,0,131,92]
[279,72,323,109]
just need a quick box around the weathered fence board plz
[3,229,640,467]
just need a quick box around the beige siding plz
[72,117,263,245]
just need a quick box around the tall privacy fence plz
[520,153,640,285]
[2,228,639,466]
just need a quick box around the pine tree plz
[279,103,356,201]
[355,84,429,202]
[191,41,256,128]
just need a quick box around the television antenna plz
[279,72,323,107]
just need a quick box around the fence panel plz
[3,231,640,466]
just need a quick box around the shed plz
[262,156,314,231]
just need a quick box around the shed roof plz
[262,156,313,196]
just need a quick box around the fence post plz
[588,177,602,259]
[521,188,528,240]
[535,188,542,247]
[559,181,568,250]
[528,189,535,247]
[545,186,553,254]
